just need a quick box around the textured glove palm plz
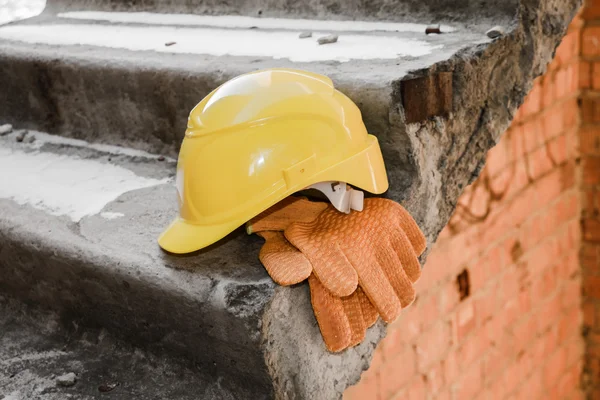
[248,197,426,351]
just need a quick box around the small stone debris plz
[486,26,505,39]
[15,130,28,143]
[0,123,12,136]
[56,372,77,387]
[317,34,338,45]
[98,382,119,392]
[299,32,312,39]
[24,134,36,144]
[157,155,165,161]
[425,24,441,35]
[165,41,176,46]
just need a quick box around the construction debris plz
[15,130,27,142]
[299,32,312,39]
[425,24,441,34]
[317,34,338,45]
[0,124,12,136]
[56,372,77,387]
[486,26,505,39]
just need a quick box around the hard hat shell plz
[158,68,388,254]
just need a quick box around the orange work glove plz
[247,196,426,351]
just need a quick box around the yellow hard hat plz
[158,68,389,254]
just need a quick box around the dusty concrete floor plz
[0,296,258,400]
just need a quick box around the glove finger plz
[388,227,422,283]
[286,224,358,297]
[368,198,427,256]
[248,197,329,233]
[375,238,417,308]
[308,274,352,352]
[344,248,402,323]
[341,291,368,348]
[257,231,312,285]
[356,287,378,328]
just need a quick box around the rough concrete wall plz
[345,19,587,399]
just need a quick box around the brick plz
[583,275,600,299]
[385,315,419,355]
[379,345,417,399]
[582,243,600,267]
[582,157,600,186]
[581,97,600,124]
[486,140,510,178]
[483,346,508,384]
[538,295,562,334]
[501,359,523,395]
[343,374,379,400]
[542,74,556,110]
[558,307,582,343]
[536,162,575,205]
[475,286,497,326]
[522,82,543,117]
[565,337,585,368]
[594,62,600,90]
[512,315,538,355]
[543,106,565,140]
[581,0,600,20]
[442,348,459,385]
[504,159,530,201]
[406,375,426,400]
[579,61,592,89]
[543,346,568,389]
[583,219,600,243]
[508,124,526,162]
[424,361,445,395]
[547,134,568,166]
[555,361,582,399]
[556,31,580,63]
[560,278,582,311]
[579,126,600,156]
[438,279,461,315]
[455,361,483,400]
[523,118,545,153]
[415,321,452,371]
[583,300,596,329]
[582,27,600,57]
[455,326,489,371]
[520,370,544,400]
[563,98,580,129]
[526,145,555,181]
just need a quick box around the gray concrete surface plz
[0,131,383,400]
[44,0,518,23]
[0,296,260,399]
[0,0,583,398]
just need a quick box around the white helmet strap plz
[306,182,364,214]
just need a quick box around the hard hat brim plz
[157,217,242,254]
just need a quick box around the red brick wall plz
[581,2,600,398]
[343,3,600,399]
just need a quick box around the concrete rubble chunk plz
[486,25,506,38]
[317,34,338,45]
[0,124,12,135]
[0,0,582,399]
[299,32,312,38]
[56,372,77,387]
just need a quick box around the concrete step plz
[0,296,259,400]
[0,128,383,399]
[44,0,517,23]
[0,10,488,159]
